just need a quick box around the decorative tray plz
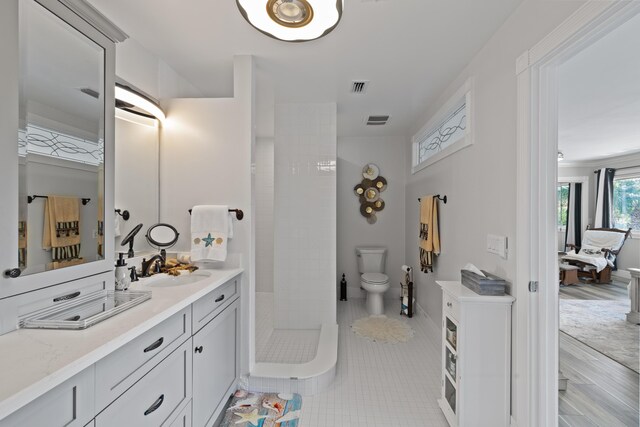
[20,290,152,330]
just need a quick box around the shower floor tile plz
[256,329,320,364]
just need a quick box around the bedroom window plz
[613,175,640,232]
[557,183,569,231]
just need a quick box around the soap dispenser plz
[115,253,131,291]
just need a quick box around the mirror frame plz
[146,223,179,249]
[0,0,116,298]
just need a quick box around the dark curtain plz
[565,183,582,250]
[595,168,616,228]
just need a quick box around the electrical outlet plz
[487,234,508,259]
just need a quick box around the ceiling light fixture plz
[236,0,343,42]
[115,83,166,123]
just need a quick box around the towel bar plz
[418,194,447,204]
[27,195,91,205]
[188,208,244,220]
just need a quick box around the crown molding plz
[559,150,640,169]
[58,0,128,43]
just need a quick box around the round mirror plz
[146,223,179,249]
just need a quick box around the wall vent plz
[351,81,369,94]
[366,115,390,125]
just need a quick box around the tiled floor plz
[298,299,448,427]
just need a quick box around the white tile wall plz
[255,139,274,293]
[273,104,337,329]
[255,291,319,364]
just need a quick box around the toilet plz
[356,247,391,315]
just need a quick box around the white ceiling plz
[558,12,640,163]
[87,0,524,138]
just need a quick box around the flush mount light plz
[236,0,343,42]
[115,83,166,123]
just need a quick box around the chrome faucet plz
[140,254,165,277]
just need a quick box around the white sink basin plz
[145,271,211,288]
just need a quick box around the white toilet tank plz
[356,247,387,274]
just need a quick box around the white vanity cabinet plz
[436,281,514,427]
[0,367,95,427]
[192,299,240,427]
[95,338,193,427]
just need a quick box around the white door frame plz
[515,1,640,425]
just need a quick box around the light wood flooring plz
[559,278,639,427]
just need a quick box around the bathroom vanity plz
[0,269,242,427]
[0,1,244,426]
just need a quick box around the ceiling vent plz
[366,115,390,126]
[351,81,369,94]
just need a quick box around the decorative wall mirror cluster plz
[17,0,106,277]
[354,163,387,224]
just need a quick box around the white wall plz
[404,1,585,424]
[337,136,406,298]
[159,56,255,374]
[114,114,159,254]
[273,103,337,330]
[115,38,201,100]
[255,137,274,293]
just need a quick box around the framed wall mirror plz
[17,0,106,276]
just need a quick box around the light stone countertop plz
[0,267,243,421]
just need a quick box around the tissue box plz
[460,269,507,296]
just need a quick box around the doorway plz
[516,2,640,425]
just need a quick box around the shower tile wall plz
[274,104,337,329]
[255,138,274,295]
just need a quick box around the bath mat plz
[559,299,639,373]
[218,390,302,427]
[351,315,414,343]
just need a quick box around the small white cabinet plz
[436,281,514,427]
[192,299,240,427]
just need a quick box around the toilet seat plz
[361,273,389,284]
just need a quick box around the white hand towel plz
[191,205,229,262]
[228,213,234,239]
[114,216,121,237]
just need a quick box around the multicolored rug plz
[219,390,302,427]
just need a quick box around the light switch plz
[487,234,508,259]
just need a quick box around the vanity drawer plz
[443,292,460,321]
[0,366,94,427]
[95,338,192,427]
[167,401,192,427]
[192,275,240,333]
[95,307,191,411]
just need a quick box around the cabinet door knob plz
[447,302,452,308]
[4,268,21,278]
[144,394,164,416]
[195,346,204,354]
